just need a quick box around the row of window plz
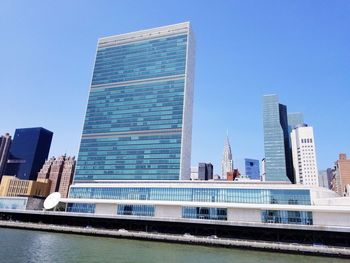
[117,204,155,217]
[0,198,27,210]
[301,138,313,144]
[261,210,313,225]
[83,123,183,135]
[69,187,311,205]
[92,34,187,86]
[65,204,313,226]
[182,207,227,221]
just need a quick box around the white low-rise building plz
[48,181,350,229]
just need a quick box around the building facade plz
[290,124,319,186]
[0,133,11,180]
[0,176,50,198]
[190,166,198,180]
[318,170,329,189]
[262,95,293,183]
[37,155,76,198]
[5,128,53,181]
[58,156,76,198]
[59,181,350,228]
[221,135,233,180]
[261,158,266,181]
[48,156,65,194]
[198,163,213,180]
[332,154,350,196]
[326,168,334,190]
[73,22,195,182]
[244,159,260,180]
[287,112,304,134]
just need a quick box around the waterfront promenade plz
[1,219,350,258]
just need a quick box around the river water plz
[0,228,347,263]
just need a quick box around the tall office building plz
[262,95,293,182]
[221,135,233,180]
[326,168,334,190]
[5,128,53,181]
[0,133,12,179]
[58,156,76,198]
[318,170,329,189]
[290,124,319,186]
[332,154,350,196]
[261,158,266,181]
[37,158,53,180]
[37,155,76,198]
[287,112,304,134]
[198,163,213,180]
[73,22,194,182]
[244,159,260,180]
[48,156,65,193]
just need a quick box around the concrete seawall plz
[1,220,350,258]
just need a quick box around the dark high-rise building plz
[198,163,213,180]
[262,95,293,183]
[5,127,53,180]
[287,112,304,134]
[0,133,12,180]
[326,168,334,190]
[244,159,260,180]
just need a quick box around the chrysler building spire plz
[221,132,234,179]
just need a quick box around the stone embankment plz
[1,220,349,258]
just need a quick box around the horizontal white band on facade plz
[81,128,182,139]
[90,74,185,90]
[2,209,349,233]
[98,22,190,48]
[60,198,350,213]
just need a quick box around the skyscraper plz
[58,156,76,198]
[318,170,329,189]
[290,124,319,186]
[37,155,76,198]
[332,154,350,196]
[5,128,53,180]
[262,95,293,182]
[287,112,304,134]
[221,134,233,180]
[0,133,11,180]
[244,158,260,180]
[48,156,65,193]
[198,163,213,180]
[73,22,195,182]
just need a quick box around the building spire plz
[221,132,233,179]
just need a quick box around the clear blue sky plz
[1,0,349,174]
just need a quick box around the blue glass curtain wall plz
[117,204,155,217]
[182,207,227,220]
[69,187,311,205]
[92,34,187,85]
[74,31,189,182]
[261,210,313,225]
[67,203,96,213]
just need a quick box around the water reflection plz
[0,228,348,263]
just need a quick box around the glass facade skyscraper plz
[74,22,194,182]
[5,127,53,180]
[262,95,293,182]
[244,158,260,180]
[287,112,304,134]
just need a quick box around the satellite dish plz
[44,192,61,210]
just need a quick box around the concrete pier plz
[1,220,350,258]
